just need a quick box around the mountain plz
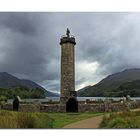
[77,85,92,93]
[78,68,140,97]
[0,72,59,97]
[45,91,60,97]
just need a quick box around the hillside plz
[0,72,43,89]
[78,68,140,97]
[0,72,59,97]
[45,91,60,97]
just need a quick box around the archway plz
[66,97,78,112]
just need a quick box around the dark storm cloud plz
[0,12,60,84]
[0,13,41,35]
[0,12,140,92]
[85,13,140,75]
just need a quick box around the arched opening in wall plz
[66,97,78,112]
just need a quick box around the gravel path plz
[63,115,104,129]
[63,109,140,128]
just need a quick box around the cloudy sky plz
[0,12,140,93]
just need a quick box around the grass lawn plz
[0,110,104,128]
[47,112,104,128]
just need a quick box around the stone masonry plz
[60,29,76,103]
[2,100,140,113]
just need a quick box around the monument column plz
[60,28,76,104]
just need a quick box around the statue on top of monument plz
[66,28,70,37]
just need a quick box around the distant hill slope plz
[78,68,140,97]
[0,72,59,97]
[45,91,60,97]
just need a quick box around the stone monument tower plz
[60,29,77,111]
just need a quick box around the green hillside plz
[0,86,45,101]
[78,69,140,97]
[0,72,59,98]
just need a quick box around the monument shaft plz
[60,29,76,103]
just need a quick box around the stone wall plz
[1,103,40,112]
[19,104,40,112]
[78,100,140,112]
[78,104,105,112]
[1,100,140,113]
[40,100,140,112]
[40,104,66,112]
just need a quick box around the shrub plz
[0,110,54,128]
[16,113,36,128]
[0,96,7,101]
[17,112,54,128]
[100,110,140,128]
[107,117,129,128]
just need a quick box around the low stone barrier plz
[1,100,140,113]
[40,104,65,112]
[2,103,13,110]
[19,104,40,112]
[78,104,105,112]
[1,103,40,112]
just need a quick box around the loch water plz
[8,97,140,103]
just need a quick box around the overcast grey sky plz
[0,12,140,93]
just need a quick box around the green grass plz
[0,110,104,128]
[0,110,53,128]
[47,112,104,128]
[100,111,140,128]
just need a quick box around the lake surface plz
[8,97,140,103]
